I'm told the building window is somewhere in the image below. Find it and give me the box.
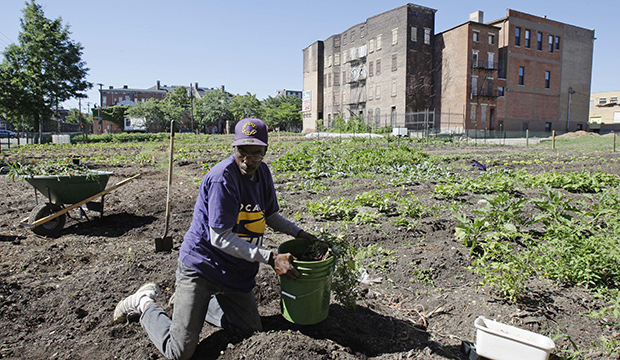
[334,72,340,86]
[351,30,355,42]
[392,54,397,71]
[375,84,381,99]
[471,76,478,95]
[481,105,487,122]
[343,33,347,45]
[498,86,505,96]
[525,29,531,48]
[377,35,382,50]
[368,83,373,100]
[519,66,525,85]
[473,30,479,42]
[368,109,373,119]
[555,36,561,50]
[611,97,618,104]
[369,61,374,77]
[391,79,397,97]
[545,122,552,132]
[487,52,494,68]
[360,25,365,38]
[488,33,495,45]
[599,98,607,105]
[472,50,479,67]
[334,53,340,66]
[471,104,477,122]
[411,27,417,42]
[424,28,431,44]
[376,59,381,75]
[328,73,332,87]
[537,32,543,50]
[375,108,381,126]
[548,35,554,52]
[515,27,521,46]
[369,39,375,53]
[392,28,398,45]
[342,71,346,84]
[545,71,550,88]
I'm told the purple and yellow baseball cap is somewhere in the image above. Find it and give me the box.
[232,118,268,147]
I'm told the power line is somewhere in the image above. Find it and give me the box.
[0,30,15,45]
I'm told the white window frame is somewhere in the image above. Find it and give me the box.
[471,76,478,96]
[472,30,480,42]
[369,39,375,53]
[411,27,417,42]
[377,35,382,50]
[481,104,487,122]
[392,28,398,45]
[424,28,431,45]
[391,79,397,97]
[470,104,477,122]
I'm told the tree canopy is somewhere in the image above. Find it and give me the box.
[0,1,92,131]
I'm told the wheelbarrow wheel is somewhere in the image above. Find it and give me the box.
[29,203,66,236]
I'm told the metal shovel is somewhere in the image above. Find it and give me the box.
[156,120,175,252]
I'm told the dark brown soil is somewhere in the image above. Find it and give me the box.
[1,140,619,360]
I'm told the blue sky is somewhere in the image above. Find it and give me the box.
[0,0,613,112]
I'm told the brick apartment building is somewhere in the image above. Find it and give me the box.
[302,4,595,135]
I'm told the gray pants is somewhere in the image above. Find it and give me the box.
[140,261,262,360]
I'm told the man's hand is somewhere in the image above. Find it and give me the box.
[269,252,299,280]
[296,230,318,242]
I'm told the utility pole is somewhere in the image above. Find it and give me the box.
[96,83,104,134]
[566,87,575,133]
[190,83,194,133]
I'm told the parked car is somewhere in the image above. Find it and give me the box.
[0,130,17,138]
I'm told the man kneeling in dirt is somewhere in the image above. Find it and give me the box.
[113,117,315,360]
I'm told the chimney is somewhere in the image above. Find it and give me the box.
[194,82,198,90]
[123,85,128,89]
[156,80,161,90]
[469,10,484,23]
[109,86,113,89]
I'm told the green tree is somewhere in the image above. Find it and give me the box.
[193,89,231,132]
[0,1,91,131]
[229,93,262,121]
[126,99,167,131]
[262,94,302,131]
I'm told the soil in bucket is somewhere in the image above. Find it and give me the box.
[278,238,335,325]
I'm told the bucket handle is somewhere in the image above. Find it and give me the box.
[281,277,330,300]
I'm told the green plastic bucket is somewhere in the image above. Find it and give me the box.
[278,238,335,325]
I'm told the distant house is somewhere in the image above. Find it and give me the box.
[589,91,620,134]
[95,81,231,134]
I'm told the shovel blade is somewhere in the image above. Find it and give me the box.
[155,236,173,252]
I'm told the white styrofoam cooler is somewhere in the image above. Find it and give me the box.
[474,316,555,360]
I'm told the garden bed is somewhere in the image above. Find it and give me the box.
[1,134,619,359]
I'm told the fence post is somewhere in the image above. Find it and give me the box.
[614,131,616,153]
[552,130,556,150]
[526,129,529,147]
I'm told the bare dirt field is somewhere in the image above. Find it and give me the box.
[1,136,619,359]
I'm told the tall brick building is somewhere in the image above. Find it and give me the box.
[302,4,595,135]
[303,4,436,132]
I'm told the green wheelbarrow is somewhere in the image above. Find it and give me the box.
[19,172,140,236]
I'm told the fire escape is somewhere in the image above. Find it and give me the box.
[344,45,367,117]
[471,56,498,99]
